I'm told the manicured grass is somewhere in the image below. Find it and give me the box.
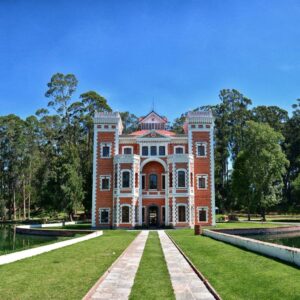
[168,229,300,300]
[130,231,175,300]
[0,230,138,300]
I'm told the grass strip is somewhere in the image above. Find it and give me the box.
[168,229,300,300]
[0,230,138,300]
[129,231,175,300]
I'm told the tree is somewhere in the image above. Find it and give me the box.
[120,112,138,134]
[232,121,289,220]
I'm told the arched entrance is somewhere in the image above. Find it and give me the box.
[148,205,159,227]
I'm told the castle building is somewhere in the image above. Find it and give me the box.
[92,110,215,228]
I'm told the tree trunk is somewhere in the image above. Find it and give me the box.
[28,192,31,220]
[13,189,16,221]
[261,209,266,221]
[23,179,26,220]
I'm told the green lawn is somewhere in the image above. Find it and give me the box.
[0,230,138,300]
[168,229,300,300]
[130,231,175,300]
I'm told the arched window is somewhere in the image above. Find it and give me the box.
[177,170,186,188]
[121,205,130,223]
[149,174,158,189]
[122,171,130,188]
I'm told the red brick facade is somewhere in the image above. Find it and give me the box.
[92,110,215,228]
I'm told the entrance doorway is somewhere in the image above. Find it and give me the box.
[148,206,159,227]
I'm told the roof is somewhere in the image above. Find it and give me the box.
[138,110,167,124]
[129,130,176,136]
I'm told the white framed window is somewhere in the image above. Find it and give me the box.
[99,208,110,224]
[100,143,112,158]
[176,169,187,188]
[196,142,207,157]
[121,170,131,188]
[142,146,148,156]
[121,204,131,223]
[198,206,208,222]
[140,144,168,157]
[174,146,185,154]
[161,174,166,190]
[122,146,133,155]
[177,204,187,222]
[159,145,166,156]
[100,175,111,191]
[197,174,208,190]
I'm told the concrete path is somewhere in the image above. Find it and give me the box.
[158,230,215,300]
[84,230,149,300]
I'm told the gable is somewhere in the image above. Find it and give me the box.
[139,111,167,125]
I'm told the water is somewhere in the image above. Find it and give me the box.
[245,231,300,249]
[0,224,69,255]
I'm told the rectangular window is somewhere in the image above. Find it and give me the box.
[169,172,173,187]
[122,206,130,223]
[175,147,184,154]
[162,174,166,190]
[197,175,207,189]
[100,176,110,190]
[178,206,186,222]
[198,207,208,222]
[101,143,111,158]
[159,146,165,156]
[142,207,145,223]
[142,146,148,156]
[122,171,130,188]
[123,147,132,154]
[177,170,186,188]
[196,142,207,157]
[114,172,117,188]
[99,208,109,224]
[150,146,157,156]
[162,206,165,224]
[142,175,145,190]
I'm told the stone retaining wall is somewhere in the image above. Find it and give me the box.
[204,229,300,267]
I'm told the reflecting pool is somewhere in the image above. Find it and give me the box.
[0,224,68,255]
[245,231,300,249]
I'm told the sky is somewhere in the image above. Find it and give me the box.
[1,0,300,122]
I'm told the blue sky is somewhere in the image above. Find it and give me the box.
[1,0,300,122]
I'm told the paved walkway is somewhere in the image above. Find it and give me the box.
[84,230,149,300]
[158,230,215,300]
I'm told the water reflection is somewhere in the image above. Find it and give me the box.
[246,231,300,249]
[0,224,62,255]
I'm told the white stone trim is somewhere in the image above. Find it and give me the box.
[176,169,187,189]
[92,125,98,227]
[100,142,112,158]
[140,157,168,171]
[139,143,169,157]
[195,142,207,158]
[196,174,208,190]
[120,204,131,224]
[210,125,216,225]
[122,146,134,154]
[100,175,111,191]
[174,145,185,154]
[99,208,111,224]
[197,206,208,222]
[176,203,188,223]
[121,169,131,189]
